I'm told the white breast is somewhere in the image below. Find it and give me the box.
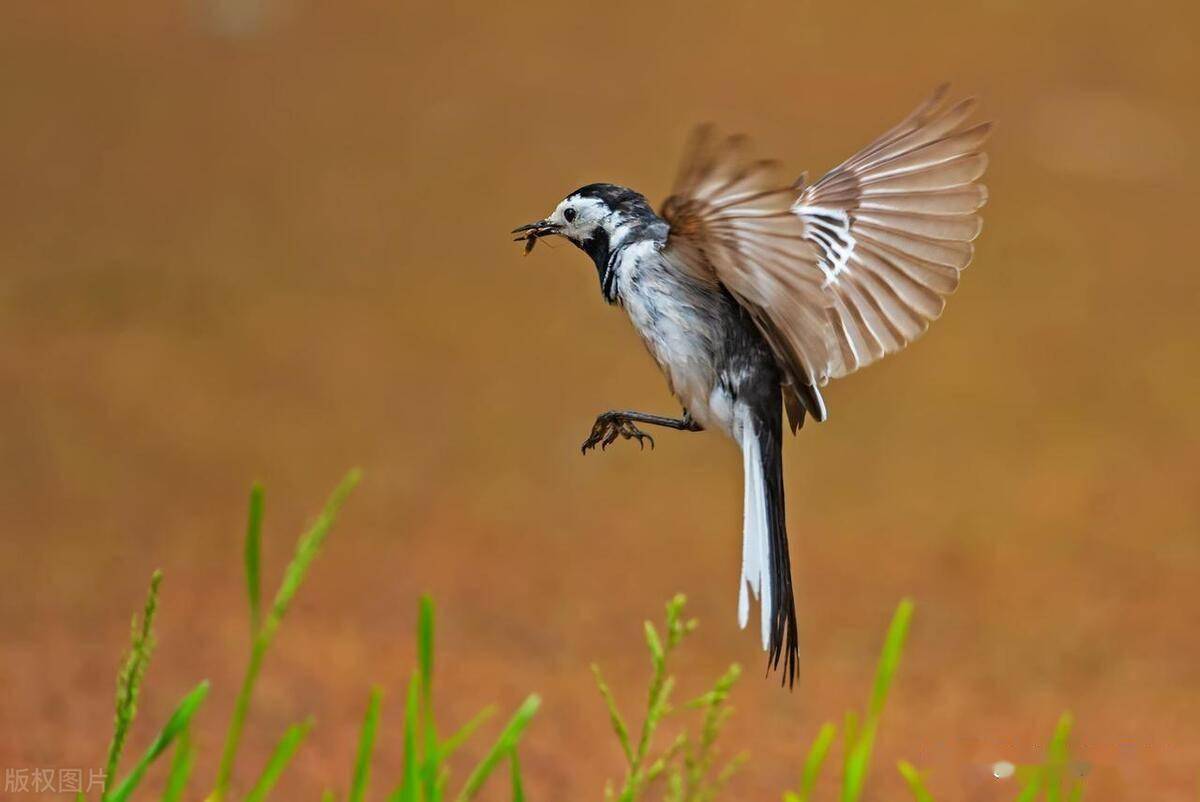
[614,242,734,434]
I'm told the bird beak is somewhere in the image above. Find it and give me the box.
[511,219,560,254]
[511,219,559,238]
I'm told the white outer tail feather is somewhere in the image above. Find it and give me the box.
[736,407,772,651]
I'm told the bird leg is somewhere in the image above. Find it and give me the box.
[581,410,703,454]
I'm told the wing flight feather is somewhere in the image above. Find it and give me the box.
[660,86,991,398]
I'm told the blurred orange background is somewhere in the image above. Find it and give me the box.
[1,1,1198,800]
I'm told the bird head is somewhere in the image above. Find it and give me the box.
[512,183,656,257]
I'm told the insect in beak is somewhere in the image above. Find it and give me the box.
[511,219,558,255]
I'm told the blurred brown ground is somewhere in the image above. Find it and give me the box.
[1,1,1198,800]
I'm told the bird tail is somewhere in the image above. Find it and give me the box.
[736,403,800,687]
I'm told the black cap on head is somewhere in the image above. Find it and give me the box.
[570,183,656,219]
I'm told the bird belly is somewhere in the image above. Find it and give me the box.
[616,248,735,435]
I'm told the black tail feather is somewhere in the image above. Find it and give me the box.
[757,407,800,687]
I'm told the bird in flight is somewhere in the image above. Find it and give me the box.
[513,86,990,686]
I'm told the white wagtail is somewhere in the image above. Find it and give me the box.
[514,86,990,685]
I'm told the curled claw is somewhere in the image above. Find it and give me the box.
[581,412,655,454]
[602,425,619,449]
[580,418,610,454]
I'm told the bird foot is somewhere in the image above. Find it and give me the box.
[581,412,655,454]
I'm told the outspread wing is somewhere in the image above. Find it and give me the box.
[660,86,991,410]
[659,128,834,426]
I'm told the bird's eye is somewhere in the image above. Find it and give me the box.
[563,207,576,223]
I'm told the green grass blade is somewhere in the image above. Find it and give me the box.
[321,792,336,802]
[664,770,682,802]
[843,598,915,802]
[1014,767,1045,802]
[159,729,196,802]
[630,646,675,789]
[842,720,878,802]
[1048,712,1074,761]
[590,664,633,764]
[868,598,914,720]
[349,688,384,802]
[509,749,525,802]
[644,733,686,784]
[244,719,313,802]
[1045,712,1073,802]
[897,760,935,802]
[715,751,748,789]
[104,680,210,802]
[388,674,421,802]
[840,710,859,795]
[261,469,362,643]
[434,766,449,802]
[644,622,664,671]
[213,470,361,801]
[244,483,265,636]
[454,694,541,802]
[418,596,435,709]
[796,722,836,802]
[104,570,163,793]
[417,597,438,802]
[438,706,497,762]
[663,595,689,648]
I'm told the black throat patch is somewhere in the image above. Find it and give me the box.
[575,227,619,304]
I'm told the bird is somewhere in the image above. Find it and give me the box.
[512,86,990,686]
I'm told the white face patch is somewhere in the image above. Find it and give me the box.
[548,195,614,242]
